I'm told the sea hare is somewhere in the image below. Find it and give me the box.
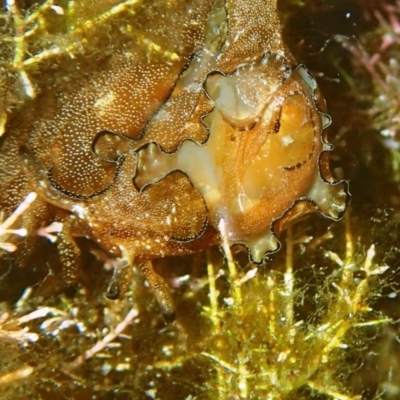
[0,0,349,316]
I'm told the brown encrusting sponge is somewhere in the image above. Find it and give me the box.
[0,0,349,316]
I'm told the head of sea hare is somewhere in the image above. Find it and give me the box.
[134,54,349,263]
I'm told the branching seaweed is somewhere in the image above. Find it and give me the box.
[0,208,397,399]
[197,213,393,399]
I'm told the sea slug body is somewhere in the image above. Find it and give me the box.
[0,0,349,316]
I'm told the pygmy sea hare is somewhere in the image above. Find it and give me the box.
[0,0,349,316]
